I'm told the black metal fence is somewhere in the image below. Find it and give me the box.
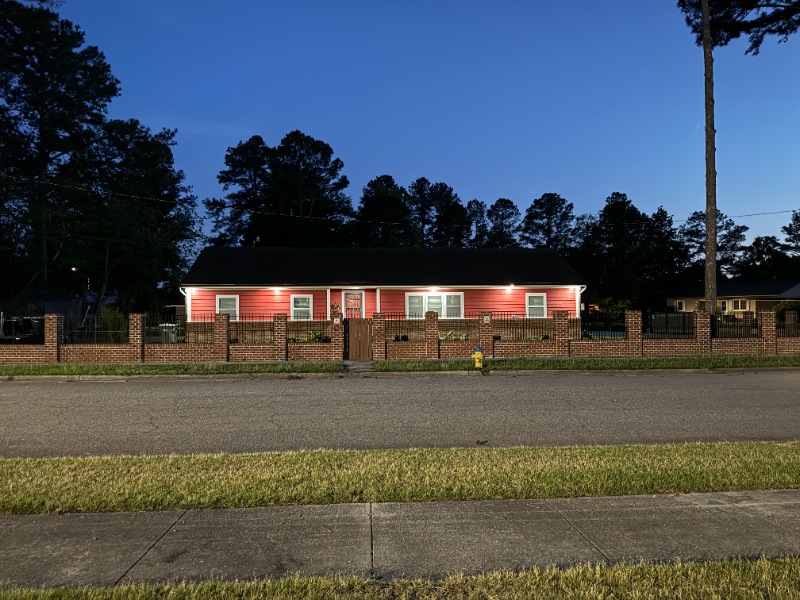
[287,314,331,343]
[385,313,425,342]
[575,311,626,340]
[0,315,45,345]
[492,313,555,341]
[642,311,695,339]
[64,313,129,344]
[145,314,214,344]
[439,313,480,342]
[229,314,274,344]
[711,314,759,338]
[777,316,800,338]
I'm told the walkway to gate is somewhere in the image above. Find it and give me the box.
[345,318,373,359]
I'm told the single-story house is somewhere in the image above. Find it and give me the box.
[180,247,586,320]
[667,280,800,314]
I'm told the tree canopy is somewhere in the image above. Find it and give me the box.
[677,0,800,54]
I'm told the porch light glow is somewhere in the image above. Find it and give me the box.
[271,287,281,291]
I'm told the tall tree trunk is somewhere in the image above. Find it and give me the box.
[701,0,717,316]
[38,163,49,283]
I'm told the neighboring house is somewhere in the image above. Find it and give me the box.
[667,280,800,314]
[180,247,586,320]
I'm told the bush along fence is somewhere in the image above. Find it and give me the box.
[0,310,798,364]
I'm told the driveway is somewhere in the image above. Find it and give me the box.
[1,371,798,458]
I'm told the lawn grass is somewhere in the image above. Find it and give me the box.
[2,441,799,515]
[0,362,344,376]
[2,559,800,599]
[374,354,800,372]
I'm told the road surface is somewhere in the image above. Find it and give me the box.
[1,371,798,458]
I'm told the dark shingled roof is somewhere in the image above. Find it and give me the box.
[181,247,586,287]
[672,280,800,299]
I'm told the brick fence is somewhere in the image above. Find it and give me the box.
[1,310,798,363]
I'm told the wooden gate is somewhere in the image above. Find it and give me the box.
[345,318,373,359]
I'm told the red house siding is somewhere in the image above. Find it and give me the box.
[191,289,329,318]
[378,287,577,317]
[189,287,577,318]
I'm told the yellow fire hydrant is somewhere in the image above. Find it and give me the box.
[472,345,485,369]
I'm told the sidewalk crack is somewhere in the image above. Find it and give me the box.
[113,509,188,586]
[369,502,375,579]
[545,499,611,563]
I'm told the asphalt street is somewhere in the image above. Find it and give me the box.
[1,371,799,458]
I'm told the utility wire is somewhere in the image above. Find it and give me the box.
[2,174,474,229]
[4,174,798,228]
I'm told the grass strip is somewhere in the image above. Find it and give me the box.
[374,354,800,372]
[2,559,800,599]
[0,362,344,376]
[2,442,799,515]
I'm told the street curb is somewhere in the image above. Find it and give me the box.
[2,366,799,382]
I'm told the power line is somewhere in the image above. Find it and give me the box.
[2,174,474,229]
[4,174,798,229]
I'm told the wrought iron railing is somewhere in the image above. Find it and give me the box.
[492,313,555,341]
[642,311,695,339]
[384,313,425,343]
[575,311,626,340]
[711,314,759,339]
[229,314,275,343]
[145,314,214,344]
[0,315,45,345]
[287,314,331,343]
[64,313,129,344]
[438,314,480,342]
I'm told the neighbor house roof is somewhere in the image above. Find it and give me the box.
[181,247,587,287]
[672,280,800,299]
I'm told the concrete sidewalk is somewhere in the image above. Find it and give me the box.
[1,490,799,589]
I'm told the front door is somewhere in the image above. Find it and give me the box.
[344,292,364,319]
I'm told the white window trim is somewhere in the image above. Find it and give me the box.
[675,300,685,312]
[525,293,547,318]
[341,290,366,319]
[215,294,239,320]
[405,292,465,319]
[732,299,748,311]
[290,294,314,320]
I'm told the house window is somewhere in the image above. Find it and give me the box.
[526,293,547,318]
[405,292,464,318]
[216,295,238,320]
[675,300,685,312]
[720,300,728,313]
[696,300,706,311]
[732,299,748,311]
[291,295,313,320]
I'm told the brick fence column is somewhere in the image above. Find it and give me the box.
[214,313,229,362]
[759,310,776,356]
[44,314,63,362]
[625,310,642,356]
[553,311,570,357]
[425,311,439,359]
[274,314,287,361]
[478,311,493,358]
[696,311,711,355]
[372,312,386,360]
[129,314,145,362]
[330,311,344,361]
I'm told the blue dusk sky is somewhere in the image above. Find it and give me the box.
[59,0,799,241]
